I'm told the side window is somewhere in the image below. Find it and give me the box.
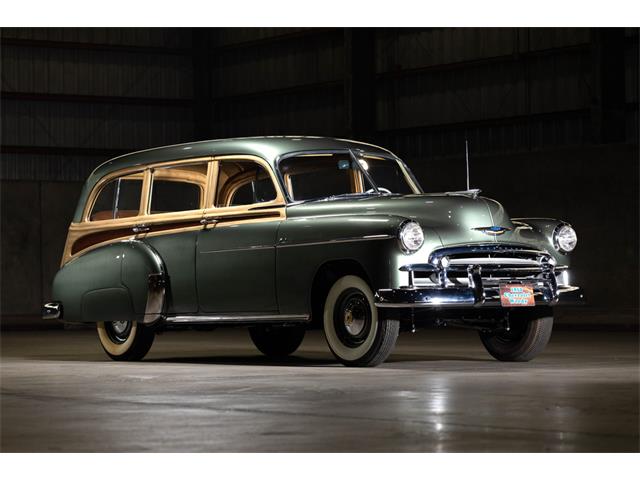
[90,175,143,221]
[216,160,277,207]
[149,163,208,215]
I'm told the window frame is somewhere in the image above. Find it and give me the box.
[85,171,146,223]
[274,149,422,203]
[82,154,286,224]
[147,162,210,217]
[207,155,286,214]
[83,157,215,223]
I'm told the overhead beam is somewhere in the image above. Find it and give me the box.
[1,91,192,107]
[212,28,341,54]
[0,36,189,55]
[377,108,593,135]
[377,43,591,81]
[1,145,132,157]
[211,80,343,104]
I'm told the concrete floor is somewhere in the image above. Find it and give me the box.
[1,327,638,452]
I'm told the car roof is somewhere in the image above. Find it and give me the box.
[73,136,395,223]
[92,136,393,179]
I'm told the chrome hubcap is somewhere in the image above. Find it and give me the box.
[111,320,129,336]
[333,288,372,348]
[104,320,133,344]
[343,301,366,336]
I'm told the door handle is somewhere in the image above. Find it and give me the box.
[200,217,218,226]
[132,224,150,233]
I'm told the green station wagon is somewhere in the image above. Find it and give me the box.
[44,136,583,367]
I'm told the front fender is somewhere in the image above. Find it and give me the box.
[278,213,409,245]
[276,214,431,314]
[510,218,571,266]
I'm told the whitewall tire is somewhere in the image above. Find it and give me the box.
[323,275,399,367]
[97,320,155,361]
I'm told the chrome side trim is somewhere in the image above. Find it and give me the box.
[277,234,393,248]
[165,314,310,325]
[200,245,274,254]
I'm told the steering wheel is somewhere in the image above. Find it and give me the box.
[365,187,392,194]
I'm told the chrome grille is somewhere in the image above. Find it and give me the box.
[403,243,563,288]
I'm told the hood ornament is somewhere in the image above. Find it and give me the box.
[473,226,512,236]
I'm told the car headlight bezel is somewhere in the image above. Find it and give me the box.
[553,223,577,254]
[398,220,424,254]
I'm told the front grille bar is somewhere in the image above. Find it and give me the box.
[399,243,560,305]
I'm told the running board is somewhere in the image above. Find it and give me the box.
[163,314,310,326]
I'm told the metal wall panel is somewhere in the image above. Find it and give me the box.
[1,46,193,98]
[211,88,344,138]
[527,50,591,114]
[377,62,526,130]
[213,35,344,96]
[377,49,590,131]
[2,99,193,149]
[1,153,105,182]
[524,27,591,50]
[376,28,517,73]
[379,111,591,162]
[375,28,591,75]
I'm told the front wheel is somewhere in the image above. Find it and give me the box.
[97,320,155,361]
[323,275,399,367]
[479,309,553,362]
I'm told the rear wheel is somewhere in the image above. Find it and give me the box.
[249,325,306,358]
[479,309,553,362]
[323,275,399,367]
[97,320,155,361]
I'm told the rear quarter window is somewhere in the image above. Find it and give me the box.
[90,176,142,221]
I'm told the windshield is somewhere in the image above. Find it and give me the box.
[278,152,418,202]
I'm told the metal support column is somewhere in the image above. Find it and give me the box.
[344,28,377,141]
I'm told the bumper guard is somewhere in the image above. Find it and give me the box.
[375,247,585,309]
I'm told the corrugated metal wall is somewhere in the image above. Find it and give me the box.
[1,28,194,182]
[2,27,637,181]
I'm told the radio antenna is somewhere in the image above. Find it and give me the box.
[465,135,470,191]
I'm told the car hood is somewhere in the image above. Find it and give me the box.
[286,193,518,246]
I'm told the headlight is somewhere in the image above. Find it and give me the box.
[553,224,577,253]
[399,221,424,253]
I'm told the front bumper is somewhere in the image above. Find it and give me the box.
[377,243,585,309]
[375,284,584,308]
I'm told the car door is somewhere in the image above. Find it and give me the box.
[133,159,212,314]
[196,156,286,314]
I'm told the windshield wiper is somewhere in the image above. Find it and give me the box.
[294,191,382,205]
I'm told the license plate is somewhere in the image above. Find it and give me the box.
[499,284,535,307]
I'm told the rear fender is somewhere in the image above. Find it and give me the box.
[51,240,167,324]
[52,243,127,323]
